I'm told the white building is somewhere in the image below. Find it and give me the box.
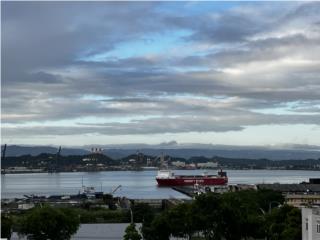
[171,161,186,168]
[18,203,35,210]
[302,207,320,240]
[197,162,218,168]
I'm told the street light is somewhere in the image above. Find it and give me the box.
[130,208,134,224]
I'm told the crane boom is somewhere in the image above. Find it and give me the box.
[110,185,122,194]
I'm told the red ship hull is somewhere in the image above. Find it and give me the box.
[156,176,228,186]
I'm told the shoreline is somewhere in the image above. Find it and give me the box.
[2,167,320,175]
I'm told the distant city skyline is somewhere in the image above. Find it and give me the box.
[2,2,320,147]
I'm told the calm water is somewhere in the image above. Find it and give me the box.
[1,170,319,199]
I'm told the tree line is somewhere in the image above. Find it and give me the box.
[2,152,320,170]
[140,189,301,240]
[2,189,301,240]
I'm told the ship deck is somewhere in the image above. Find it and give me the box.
[174,175,220,179]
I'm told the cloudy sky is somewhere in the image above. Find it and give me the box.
[1,1,320,147]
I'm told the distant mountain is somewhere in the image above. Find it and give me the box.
[60,148,90,156]
[1,145,90,157]
[103,148,320,160]
[2,144,319,160]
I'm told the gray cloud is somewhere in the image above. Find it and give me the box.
[3,112,320,137]
[2,2,320,140]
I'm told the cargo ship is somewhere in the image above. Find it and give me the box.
[156,169,228,186]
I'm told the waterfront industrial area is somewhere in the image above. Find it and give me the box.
[2,175,320,212]
[2,145,320,239]
[2,144,320,212]
[2,144,320,174]
[2,171,320,239]
[2,142,320,239]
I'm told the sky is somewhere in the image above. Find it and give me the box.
[1,1,320,148]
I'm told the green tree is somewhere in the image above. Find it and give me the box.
[218,193,245,240]
[166,203,197,240]
[147,213,171,240]
[135,203,156,240]
[1,215,13,240]
[142,190,294,240]
[132,203,155,223]
[123,223,142,240]
[221,190,266,239]
[266,204,301,240]
[18,205,80,240]
[193,193,222,240]
[256,189,284,212]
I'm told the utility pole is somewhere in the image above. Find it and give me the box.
[130,208,134,224]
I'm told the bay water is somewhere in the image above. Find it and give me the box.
[1,170,319,199]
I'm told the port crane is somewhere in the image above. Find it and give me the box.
[153,152,168,169]
[56,146,61,172]
[1,144,7,174]
[110,184,122,194]
[48,146,62,173]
